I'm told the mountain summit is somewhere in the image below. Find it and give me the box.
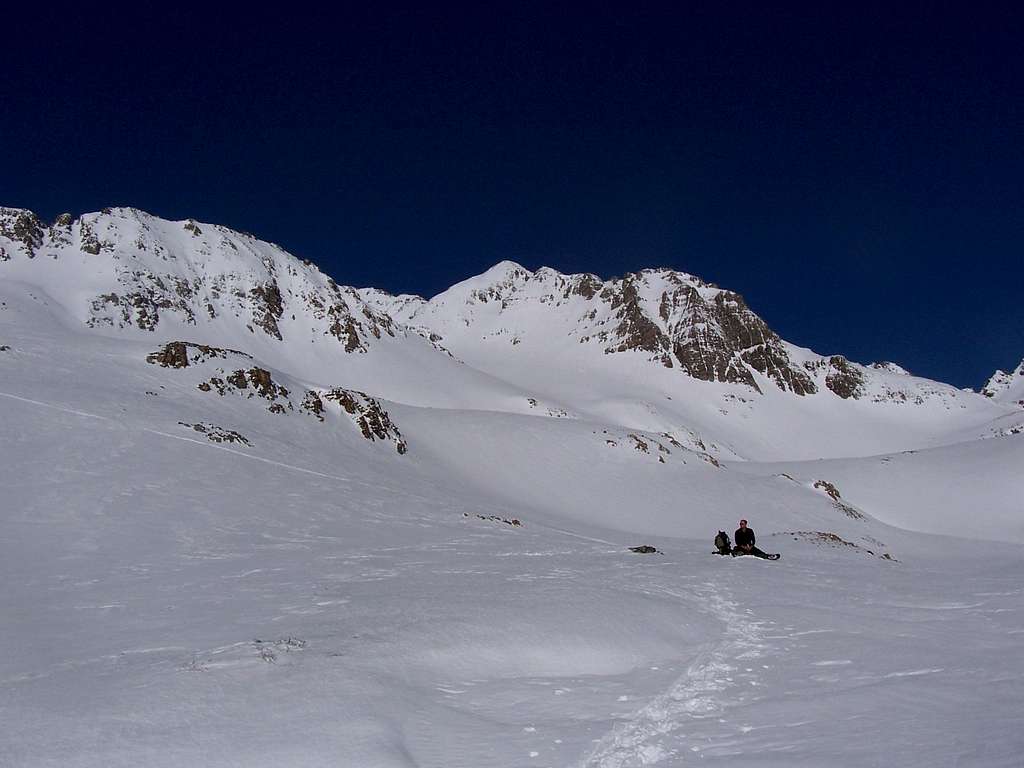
[1,206,1019,460]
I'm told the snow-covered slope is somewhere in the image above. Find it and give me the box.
[0,207,555,415]
[4,206,1016,461]
[982,358,1024,408]
[3,205,1023,765]
[5,351,1020,766]
[362,260,1014,460]
[729,437,1024,543]
[0,280,895,548]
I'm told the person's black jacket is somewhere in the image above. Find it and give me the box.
[735,527,755,548]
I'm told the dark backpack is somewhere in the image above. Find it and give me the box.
[714,531,732,555]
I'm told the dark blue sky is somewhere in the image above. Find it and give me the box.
[2,4,1022,387]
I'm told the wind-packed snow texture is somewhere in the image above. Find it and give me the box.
[1,207,1022,767]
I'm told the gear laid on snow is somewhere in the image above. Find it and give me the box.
[629,545,662,554]
[714,531,733,555]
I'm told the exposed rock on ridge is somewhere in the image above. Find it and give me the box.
[982,359,1024,407]
[0,208,45,259]
[375,264,819,395]
[0,207,397,356]
[146,341,408,453]
[2,207,998,417]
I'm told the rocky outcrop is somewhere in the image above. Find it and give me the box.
[813,479,865,519]
[228,367,289,402]
[178,422,251,445]
[0,208,45,258]
[249,281,284,340]
[300,391,326,421]
[526,268,819,394]
[602,273,817,394]
[197,366,293,414]
[981,370,1012,398]
[147,342,294,414]
[708,292,816,394]
[566,273,603,300]
[146,341,249,368]
[824,356,866,399]
[304,282,396,353]
[604,276,674,368]
[323,388,407,453]
[464,513,522,527]
[813,479,842,501]
[982,360,1024,406]
[87,272,203,331]
[145,338,409,451]
[0,207,401,354]
[78,219,109,255]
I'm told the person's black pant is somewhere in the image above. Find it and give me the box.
[732,545,770,559]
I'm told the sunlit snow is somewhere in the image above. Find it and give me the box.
[1,208,1022,766]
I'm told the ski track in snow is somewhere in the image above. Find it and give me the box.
[0,389,439,505]
[0,389,359,485]
[0,390,110,421]
[577,578,770,767]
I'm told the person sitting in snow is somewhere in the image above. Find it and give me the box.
[732,519,773,559]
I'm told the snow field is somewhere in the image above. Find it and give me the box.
[2,231,1023,765]
[3,345,1022,765]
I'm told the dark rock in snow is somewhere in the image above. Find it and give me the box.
[825,356,866,399]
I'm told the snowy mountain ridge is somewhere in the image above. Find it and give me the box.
[0,205,398,352]
[360,256,958,401]
[2,205,1019,462]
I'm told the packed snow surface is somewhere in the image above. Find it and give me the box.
[1,208,1022,766]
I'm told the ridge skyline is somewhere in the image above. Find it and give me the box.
[2,203,1018,392]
